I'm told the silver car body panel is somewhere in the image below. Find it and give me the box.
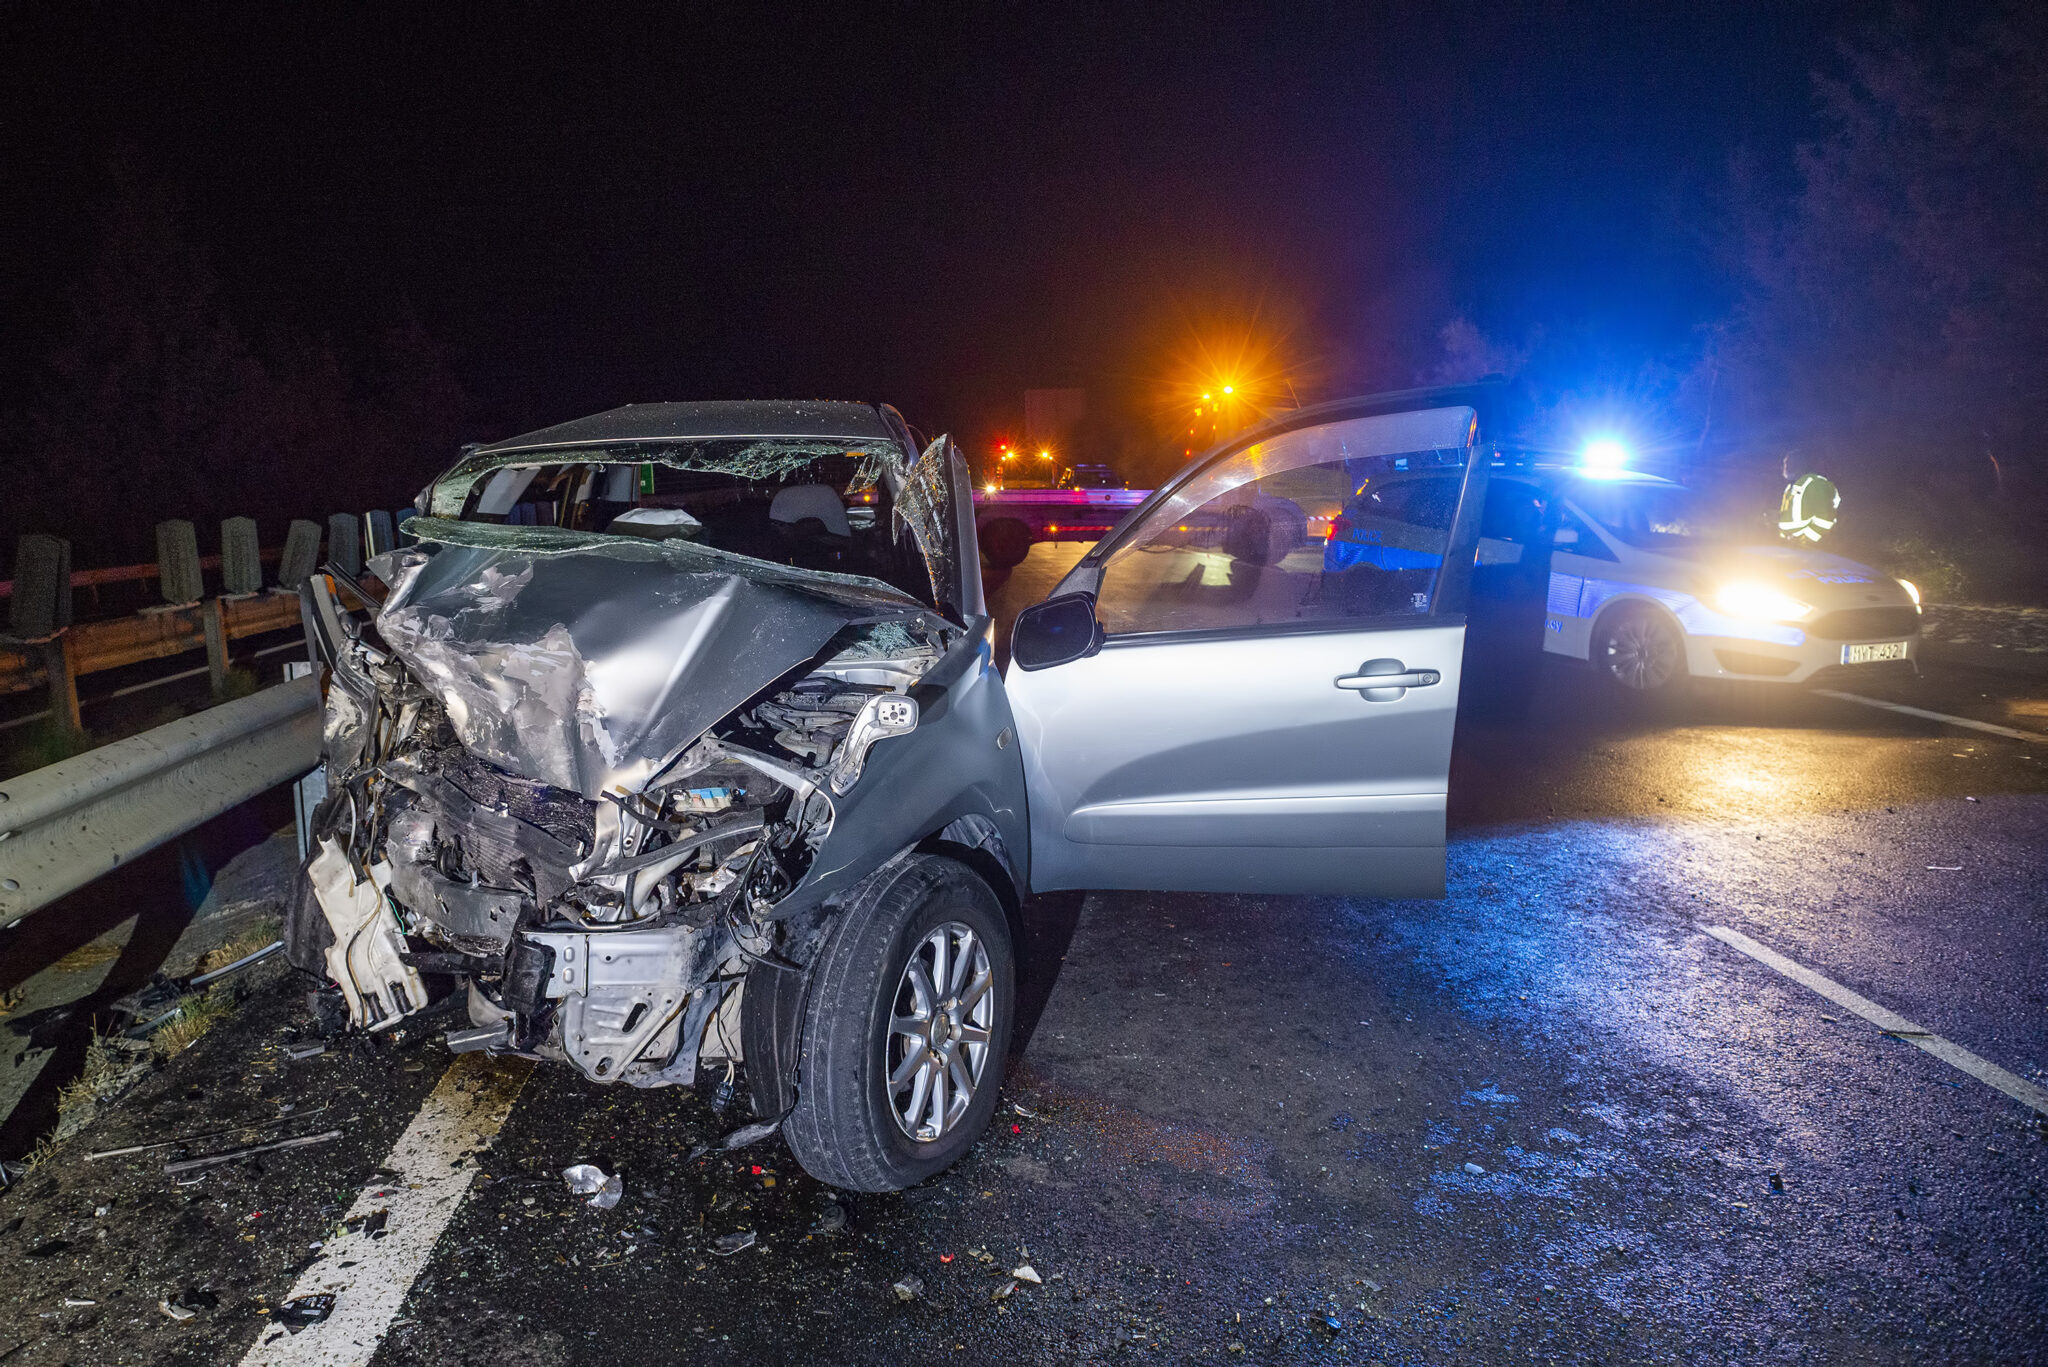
[1007,620,1465,896]
[1004,394,1494,898]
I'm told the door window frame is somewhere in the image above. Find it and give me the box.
[1050,389,1498,647]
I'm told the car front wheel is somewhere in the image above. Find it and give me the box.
[782,854,1014,1191]
[1595,604,1687,694]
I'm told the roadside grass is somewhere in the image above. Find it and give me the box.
[2,716,93,780]
[151,990,234,1061]
[56,1030,147,1124]
[196,924,283,977]
[219,666,260,702]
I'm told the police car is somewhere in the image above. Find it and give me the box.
[1325,452,1922,693]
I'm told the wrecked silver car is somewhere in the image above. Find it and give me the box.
[287,391,1497,1189]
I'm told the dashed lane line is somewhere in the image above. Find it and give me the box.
[1813,689,2048,745]
[1704,925,2048,1118]
[238,1051,533,1367]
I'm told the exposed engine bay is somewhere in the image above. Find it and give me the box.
[290,543,954,1090]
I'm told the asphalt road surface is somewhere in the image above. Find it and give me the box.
[3,542,2045,1366]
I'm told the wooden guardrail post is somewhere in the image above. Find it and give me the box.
[365,510,396,559]
[45,633,82,734]
[7,534,71,640]
[221,516,263,595]
[202,598,230,699]
[328,513,362,578]
[7,535,80,735]
[156,520,203,606]
[277,519,322,590]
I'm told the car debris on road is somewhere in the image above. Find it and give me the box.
[712,1229,757,1257]
[561,1164,623,1209]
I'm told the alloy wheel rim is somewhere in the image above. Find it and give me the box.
[887,921,994,1143]
[1607,617,1678,690]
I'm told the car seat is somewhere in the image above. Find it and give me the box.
[608,507,705,541]
[769,485,853,539]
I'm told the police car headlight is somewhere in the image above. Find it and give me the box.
[1897,577,1923,609]
[1713,581,1814,624]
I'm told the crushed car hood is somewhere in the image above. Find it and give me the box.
[372,518,928,797]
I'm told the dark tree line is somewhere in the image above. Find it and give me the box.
[2,179,468,566]
[1730,7,2047,492]
[1430,8,2046,598]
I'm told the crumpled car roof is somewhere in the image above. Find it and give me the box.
[469,401,900,458]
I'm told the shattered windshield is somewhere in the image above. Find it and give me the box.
[422,438,952,611]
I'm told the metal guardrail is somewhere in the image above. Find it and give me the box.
[0,673,321,926]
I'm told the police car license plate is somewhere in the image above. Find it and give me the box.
[1842,641,1908,664]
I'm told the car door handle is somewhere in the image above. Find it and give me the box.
[1335,660,1441,700]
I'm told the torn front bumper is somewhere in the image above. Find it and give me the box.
[289,561,952,1087]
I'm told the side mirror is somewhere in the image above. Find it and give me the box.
[1553,527,1580,548]
[1010,593,1104,671]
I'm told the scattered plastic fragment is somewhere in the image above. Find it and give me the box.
[285,1042,328,1060]
[62,1299,95,1308]
[1463,1162,1486,1175]
[562,1165,623,1209]
[1012,1264,1042,1284]
[158,1289,216,1320]
[722,1118,783,1151]
[939,1253,955,1263]
[809,1203,848,1236]
[1011,1102,1041,1119]
[992,1278,1017,1301]
[712,1230,757,1257]
[892,1274,924,1302]
[278,1294,336,1330]
[1926,865,1963,871]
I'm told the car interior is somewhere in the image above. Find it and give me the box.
[451,448,938,603]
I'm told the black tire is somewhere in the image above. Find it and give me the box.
[1593,603,1688,695]
[979,518,1033,570]
[782,855,1014,1191]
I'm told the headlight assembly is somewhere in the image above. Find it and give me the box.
[1711,581,1814,624]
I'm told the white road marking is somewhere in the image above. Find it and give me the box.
[1813,689,2048,744]
[1704,925,2048,1118]
[238,1052,532,1367]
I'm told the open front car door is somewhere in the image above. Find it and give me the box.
[1003,392,1492,897]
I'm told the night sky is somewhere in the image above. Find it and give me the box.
[3,2,1904,452]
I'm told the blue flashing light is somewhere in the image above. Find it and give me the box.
[1580,438,1629,474]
